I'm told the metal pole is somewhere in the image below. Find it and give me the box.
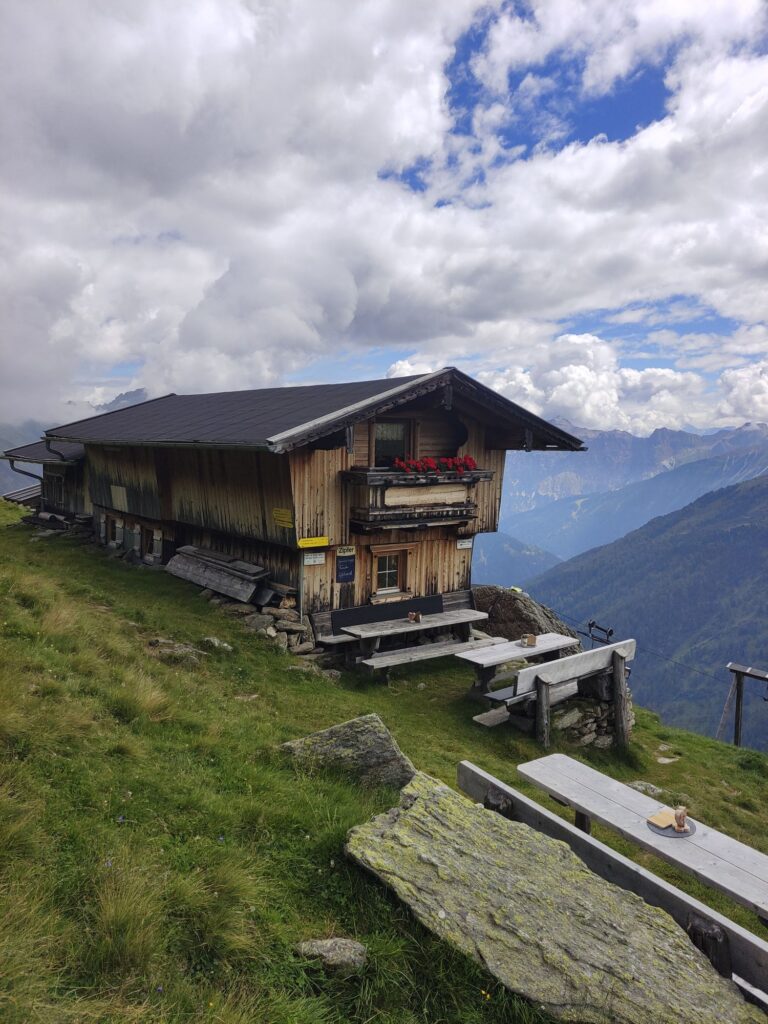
[733,672,744,747]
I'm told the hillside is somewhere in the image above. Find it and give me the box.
[472,531,561,586]
[529,474,768,750]
[500,420,768,519]
[1,500,767,1022]
[504,442,768,559]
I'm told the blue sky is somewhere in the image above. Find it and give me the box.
[2,0,767,432]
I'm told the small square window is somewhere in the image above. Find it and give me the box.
[374,421,408,467]
[376,553,401,593]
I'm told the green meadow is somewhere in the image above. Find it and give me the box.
[0,500,766,1023]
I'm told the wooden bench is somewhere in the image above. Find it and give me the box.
[457,759,768,1008]
[480,640,636,748]
[341,608,490,658]
[456,631,578,691]
[518,753,768,924]
[310,595,444,652]
[360,635,505,674]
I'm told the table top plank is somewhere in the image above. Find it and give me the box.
[455,632,575,667]
[518,753,768,915]
[340,608,488,640]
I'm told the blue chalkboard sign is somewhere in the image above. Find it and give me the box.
[336,554,355,583]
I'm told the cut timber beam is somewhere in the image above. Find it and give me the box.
[165,552,266,603]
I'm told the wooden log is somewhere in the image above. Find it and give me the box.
[535,678,550,749]
[165,553,258,603]
[612,651,630,750]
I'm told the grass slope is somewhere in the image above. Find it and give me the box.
[1,501,767,1023]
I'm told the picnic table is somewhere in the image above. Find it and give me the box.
[341,607,489,658]
[455,631,577,692]
[518,753,768,920]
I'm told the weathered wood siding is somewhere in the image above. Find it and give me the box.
[301,533,473,613]
[43,463,92,515]
[458,419,505,533]
[165,449,295,547]
[87,444,295,546]
[288,447,351,546]
[87,445,162,519]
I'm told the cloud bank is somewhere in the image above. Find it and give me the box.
[1,0,766,432]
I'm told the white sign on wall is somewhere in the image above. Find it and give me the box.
[456,538,473,550]
[303,551,326,566]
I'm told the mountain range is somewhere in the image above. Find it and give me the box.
[528,473,768,751]
[500,420,768,518]
[502,441,768,559]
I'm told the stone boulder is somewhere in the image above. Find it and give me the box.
[296,938,367,975]
[345,773,761,1024]
[472,585,580,649]
[282,714,416,789]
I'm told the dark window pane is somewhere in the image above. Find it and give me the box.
[376,553,400,591]
[374,421,407,466]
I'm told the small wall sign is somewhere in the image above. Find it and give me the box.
[336,545,355,556]
[336,553,356,583]
[298,536,329,549]
[303,551,326,566]
[272,507,294,528]
[456,538,473,550]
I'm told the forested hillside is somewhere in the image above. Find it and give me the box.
[529,474,768,750]
[472,532,560,586]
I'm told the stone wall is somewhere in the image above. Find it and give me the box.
[551,693,635,748]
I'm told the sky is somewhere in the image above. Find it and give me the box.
[1,0,767,434]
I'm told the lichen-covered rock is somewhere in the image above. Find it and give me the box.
[282,714,415,789]
[345,773,761,1024]
[472,585,580,649]
[296,937,367,975]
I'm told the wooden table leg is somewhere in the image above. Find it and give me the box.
[575,811,592,834]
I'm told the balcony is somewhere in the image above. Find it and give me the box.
[342,466,493,533]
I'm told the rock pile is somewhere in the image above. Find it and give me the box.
[199,590,318,655]
[551,695,636,749]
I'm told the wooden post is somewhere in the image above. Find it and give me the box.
[611,651,630,751]
[535,678,550,749]
[734,671,745,747]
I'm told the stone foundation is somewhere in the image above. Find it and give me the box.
[551,693,635,748]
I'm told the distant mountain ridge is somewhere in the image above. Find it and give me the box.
[503,441,768,559]
[528,474,768,751]
[500,421,768,519]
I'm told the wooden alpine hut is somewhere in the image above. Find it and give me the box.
[19,367,583,621]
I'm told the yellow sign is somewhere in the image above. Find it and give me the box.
[298,536,329,549]
[272,508,294,528]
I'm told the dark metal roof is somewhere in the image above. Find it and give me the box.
[42,368,585,453]
[1,440,85,464]
[45,376,423,449]
[2,483,41,505]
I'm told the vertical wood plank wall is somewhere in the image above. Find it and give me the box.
[83,401,511,614]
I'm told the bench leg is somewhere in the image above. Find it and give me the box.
[456,622,472,642]
[468,665,496,701]
[575,811,591,834]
